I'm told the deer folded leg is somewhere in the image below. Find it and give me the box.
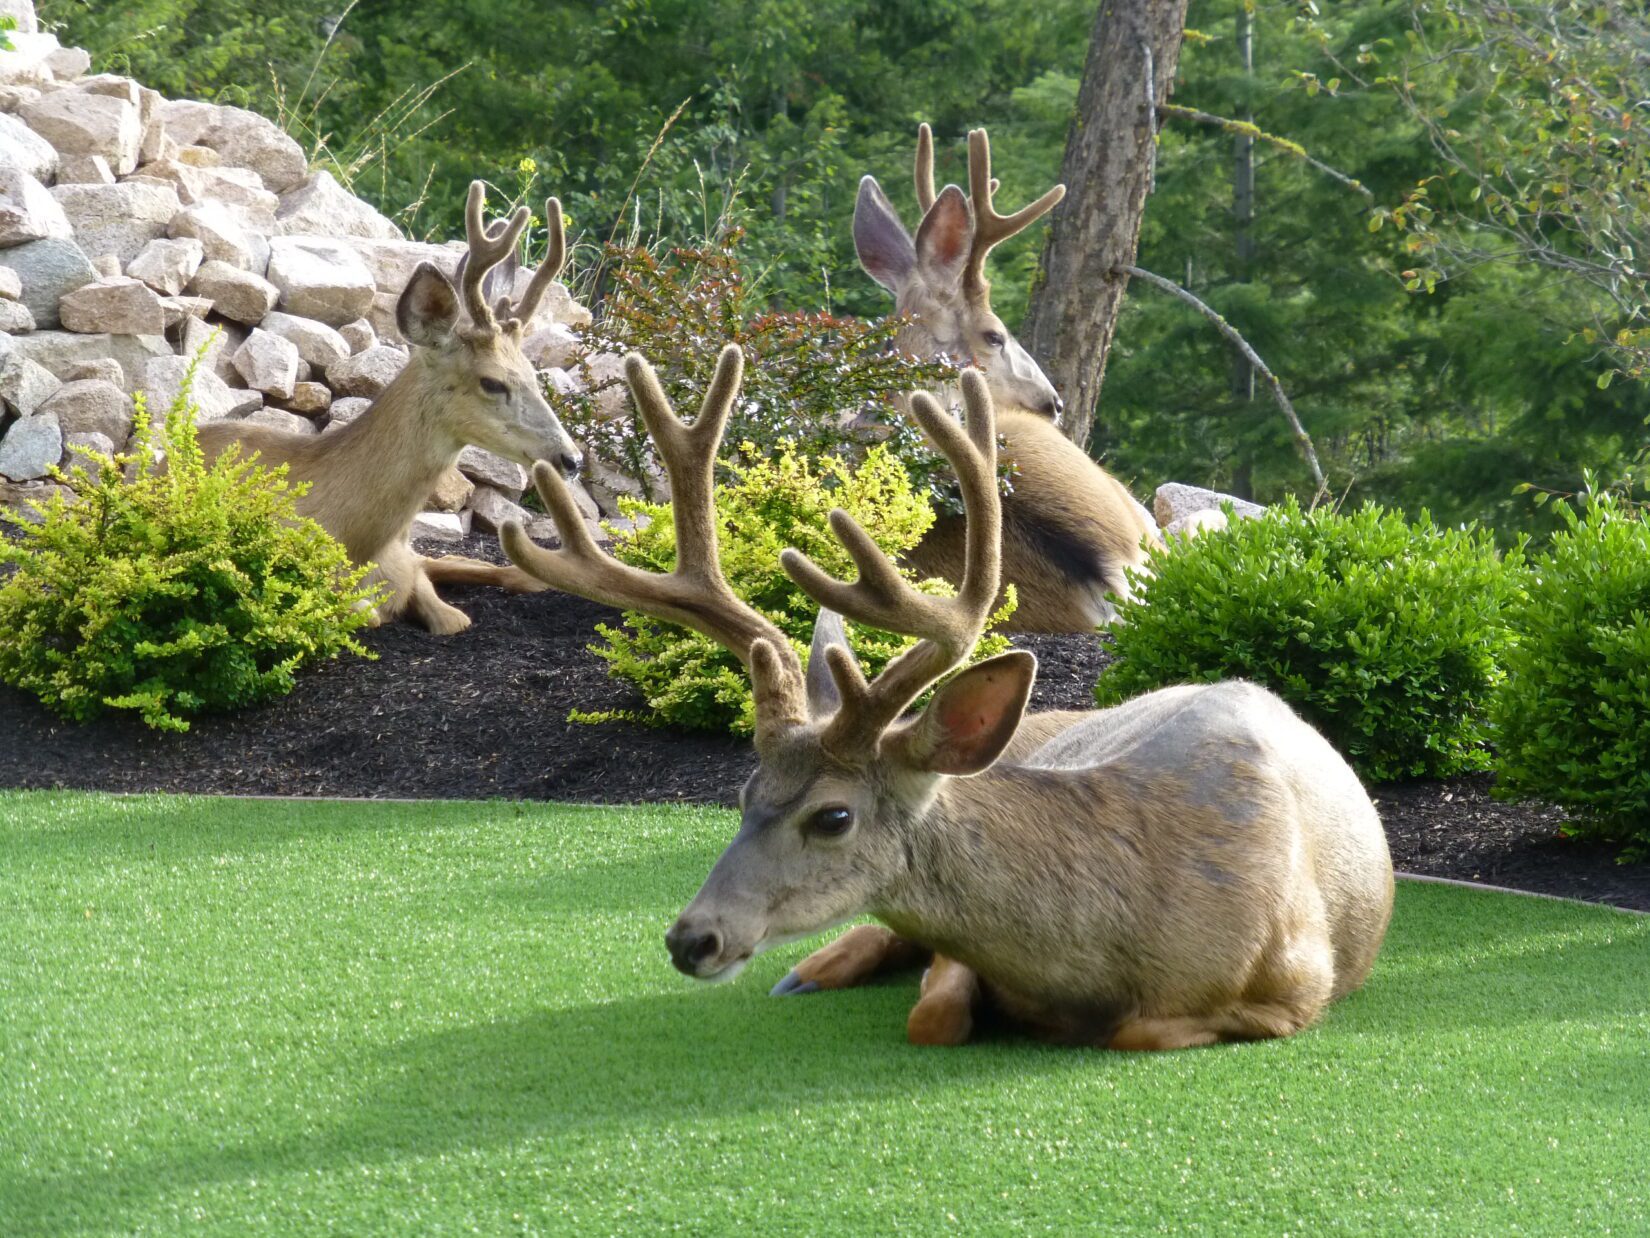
[770,925,928,995]
[906,955,981,1046]
[1106,999,1319,1051]
[420,555,548,594]
[405,563,472,635]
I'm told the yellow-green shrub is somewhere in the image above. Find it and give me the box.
[0,362,378,731]
[581,441,1014,734]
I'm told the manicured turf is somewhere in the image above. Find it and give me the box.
[3,792,1647,1235]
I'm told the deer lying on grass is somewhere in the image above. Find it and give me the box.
[500,346,1394,1050]
[198,182,583,635]
[855,125,1160,632]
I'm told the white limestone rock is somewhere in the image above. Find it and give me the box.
[326,395,372,426]
[57,276,167,335]
[0,263,22,299]
[0,162,69,244]
[1154,482,1266,527]
[0,350,58,414]
[238,406,316,436]
[49,180,179,265]
[466,484,531,534]
[11,329,168,385]
[38,377,132,444]
[198,105,307,193]
[324,343,405,397]
[157,98,218,149]
[61,357,123,385]
[275,170,400,240]
[427,465,473,513]
[338,317,375,354]
[0,110,54,181]
[125,236,204,296]
[266,235,375,325]
[257,310,349,370]
[523,323,580,370]
[140,156,277,228]
[187,259,279,325]
[1163,508,1231,542]
[457,445,528,497]
[0,31,62,90]
[167,200,268,274]
[19,90,141,174]
[64,430,115,476]
[230,327,299,400]
[410,510,465,544]
[53,152,113,184]
[140,353,236,423]
[0,410,60,479]
[43,46,90,81]
[0,298,33,332]
[280,380,330,415]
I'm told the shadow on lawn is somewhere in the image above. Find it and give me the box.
[11,899,1649,1230]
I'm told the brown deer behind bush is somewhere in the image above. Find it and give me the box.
[500,346,1393,1050]
[854,125,1159,631]
[197,182,583,634]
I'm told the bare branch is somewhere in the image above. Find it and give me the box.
[1117,264,1327,497]
[1158,103,1373,199]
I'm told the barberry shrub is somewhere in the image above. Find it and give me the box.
[1094,497,1526,781]
[579,442,1015,735]
[553,238,968,510]
[0,360,378,732]
[1492,493,1650,854]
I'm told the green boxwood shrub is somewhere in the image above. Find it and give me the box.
[1492,493,1650,854]
[0,365,378,732]
[581,440,1014,735]
[1094,497,1526,780]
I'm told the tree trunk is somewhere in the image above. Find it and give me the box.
[1021,0,1192,450]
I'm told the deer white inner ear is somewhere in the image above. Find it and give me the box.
[806,609,850,715]
[853,177,916,292]
[914,185,972,289]
[397,264,461,347]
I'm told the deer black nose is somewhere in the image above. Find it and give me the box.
[1043,394,1064,421]
[665,921,721,976]
[556,450,583,478]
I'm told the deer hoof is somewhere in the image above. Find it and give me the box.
[770,971,821,996]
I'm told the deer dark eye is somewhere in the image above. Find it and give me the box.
[983,330,1006,348]
[480,376,508,396]
[806,806,853,837]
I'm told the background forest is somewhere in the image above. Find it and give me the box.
[42,0,1648,540]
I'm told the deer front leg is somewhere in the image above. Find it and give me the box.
[906,955,980,1046]
[770,925,929,995]
[377,542,472,634]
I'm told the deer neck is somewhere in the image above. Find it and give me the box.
[309,357,465,561]
[871,765,1141,992]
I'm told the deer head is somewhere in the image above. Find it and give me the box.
[855,125,1066,421]
[396,182,583,477]
[500,350,1031,982]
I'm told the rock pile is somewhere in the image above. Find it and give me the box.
[0,4,605,541]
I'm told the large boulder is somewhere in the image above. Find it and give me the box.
[0,350,59,414]
[187,259,279,325]
[11,329,169,386]
[0,31,62,89]
[57,276,167,335]
[0,162,70,244]
[266,236,375,325]
[0,297,32,332]
[231,328,299,400]
[2,236,95,328]
[457,445,528,497]
[125,236,204,295]
[19,90,141,174]
[157,99,218,149]
[38,378,133,445]
[275,170,401,241]
[0,410,61,479]
[49,180,179,265]
[324,343,406,397]
[139,156,277,228]
[198,105,307,193]
[1154,482,1266,527]
[167,200,268,273]
[0,111,56,182]
[140,353,237,423]
[258,310,349,370]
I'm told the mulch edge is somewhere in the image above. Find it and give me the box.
[16,787,1644,916]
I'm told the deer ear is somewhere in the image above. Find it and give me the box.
[806,609,849,716]
[913,184,973,290]
[892,651,1035,776]
[397,263,461,346]
[854,176,915,292]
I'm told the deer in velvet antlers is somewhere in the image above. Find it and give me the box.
[498,345,1393,1050]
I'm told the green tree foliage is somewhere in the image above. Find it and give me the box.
[582,443,1014,735]
[1094,499,1526,780]
[1492,492,1650,854]
[0,365,377,732]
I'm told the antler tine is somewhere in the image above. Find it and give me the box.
[499,344,808,742]
[963,128,1066,299]
[780,370,1002,746]
[500,197,568,329]
[914,122,937,215]
[461,180,530,329]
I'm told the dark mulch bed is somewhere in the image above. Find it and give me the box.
[1,536,1644,912]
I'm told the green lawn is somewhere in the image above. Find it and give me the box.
[3,792,1646,1236]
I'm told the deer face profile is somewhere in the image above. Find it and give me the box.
[502,344,1393,1049]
